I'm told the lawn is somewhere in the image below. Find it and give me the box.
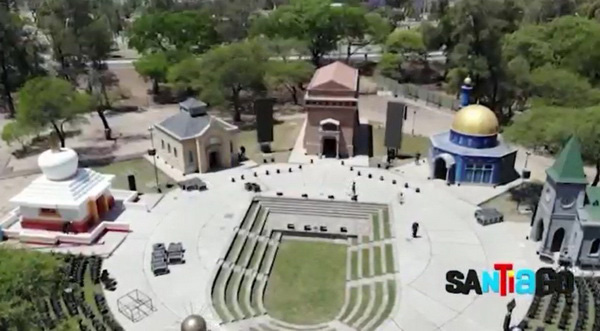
[382,209,392,239]
[372,213,381,241]
[371,122,429,157]
[362,248,371,278]
[385,244,395,273]
[237,118,304,163]
[92,158,174,193]
[264,239,347,324]
[374,246,383,276]
[359,282,384,330]
[350,250,359,280]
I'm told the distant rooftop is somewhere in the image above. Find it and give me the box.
[307,61,358,92]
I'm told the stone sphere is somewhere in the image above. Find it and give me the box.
[180,315,207,331]
[38,148,79,181]
[463,76,472,85]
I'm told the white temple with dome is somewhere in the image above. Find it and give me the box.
[0,142,132,245]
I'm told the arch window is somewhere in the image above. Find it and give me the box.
[590,239,600,256]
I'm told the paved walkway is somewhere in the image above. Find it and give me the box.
[102,159,543,331]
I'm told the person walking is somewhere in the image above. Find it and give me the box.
[412,222,419,238]
[352,181,356,196]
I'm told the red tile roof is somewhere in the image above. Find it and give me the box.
[307,61,358,91]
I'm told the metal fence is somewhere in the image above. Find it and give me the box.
[373,75,461,110]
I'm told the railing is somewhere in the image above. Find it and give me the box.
[373,75,461,110]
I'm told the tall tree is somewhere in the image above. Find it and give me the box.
[16,77,91,147]
[194,40,269,122]
[265,61,314,104]
[134,52,170,95]
[251,0,344,66]
[0,7,44,117]
[338,7,391,61]
[128,10,219,54]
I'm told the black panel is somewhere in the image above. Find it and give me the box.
[255,98,275,143]
[384,101,406,148]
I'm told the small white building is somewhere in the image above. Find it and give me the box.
[9,145,116,234]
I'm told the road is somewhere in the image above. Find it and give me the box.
[106,50,446,68]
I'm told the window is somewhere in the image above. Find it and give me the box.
[174,148,178,157]
[168,144,171,153]
[188,151,194,164]
[40,208,59,217]
[465,164,494,183]
[590,239,600,256]
[161,140,165,149]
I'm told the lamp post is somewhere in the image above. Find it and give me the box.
[148,126,161,193]
[524,151,531,169]
[411,108,417,136]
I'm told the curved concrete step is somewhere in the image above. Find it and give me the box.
[226,269,247,320]
[354,282,377,329]
[249,207,269,234]
[365,282,388,331]
[240,272,258,317]
[342,284,366,325]
[241,202,260,230]
[212,267,235,323]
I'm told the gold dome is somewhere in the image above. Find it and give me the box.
[451,104,499,136]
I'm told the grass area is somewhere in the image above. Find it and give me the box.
[382,209,391,239]
[212,268,230,321]
[92,158,173,193]
[385,244,394,273]
[362,248,371,278]
[237,118,304,163]
[339,287,359,321]
[249,240,268,270]
[371,123,429,157]
[225,270,244,319]
[225,234,246,264]
[374,246,383,276]
[350,250,359,280]
[238,238,257,267]
[241,202,259,230]
[250,208,267,234]
[348,285,371,326]
[359,282,384,330]
[361,235,370,243]
[264,239,347,325]
[372,213,381,241]
[369,280,396,331]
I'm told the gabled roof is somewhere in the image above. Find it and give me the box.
[179,97,206,110]
[581,187,600,223]
[10,169,113,208]
[546,136,587,184]
[307,61,358,91]
[156,112,212,140]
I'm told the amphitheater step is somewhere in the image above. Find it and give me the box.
[260,201,382,214]
[257,196,384,209]
[225,269,247,320]
[241,201,260,230]
[212,267,235,323]
[266,207,373,219]
[367,280,397,331]
[259,199,383,212]
[250,207,269,234]
[240,272,258,317]
[226,234,249,265]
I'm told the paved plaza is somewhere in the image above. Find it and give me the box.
[101,157,544,331]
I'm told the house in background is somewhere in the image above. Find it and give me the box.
[153,98,239,175]
[303,61,360,158]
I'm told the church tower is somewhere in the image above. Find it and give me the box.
[530,137,588,260]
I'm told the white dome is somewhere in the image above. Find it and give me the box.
[38,148,79,181]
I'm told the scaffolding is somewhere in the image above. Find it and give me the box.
[117,289,157,322]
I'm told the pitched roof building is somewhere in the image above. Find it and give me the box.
[153,98,239,174]
[303,61,360,158]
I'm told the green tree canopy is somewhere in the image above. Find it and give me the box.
[174,40,270,122]
[128,10,219,54]
[265,61,314,104]
[134,52,170,95]
[529,65,600,107]
[16,77,91,147]
[386,28,426,61]
[0,248,63,330]
[251,0,343,66]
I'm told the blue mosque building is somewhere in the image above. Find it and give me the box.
[428,79,518,185]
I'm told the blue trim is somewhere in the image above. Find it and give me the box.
[460,85,473,107]
[449,130,497,149]
[431,146,506,185]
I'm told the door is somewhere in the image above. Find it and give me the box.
[322,138,337,158]
[209,151,219,170]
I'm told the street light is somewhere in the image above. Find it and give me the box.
[148,126,161,193]
[411,108,417,136]
[524,151,532,169]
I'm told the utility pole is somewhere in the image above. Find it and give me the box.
[148,126,161,193]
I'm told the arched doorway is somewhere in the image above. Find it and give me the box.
[322,138,337,158]
[434,158,448,180]
[209,151,219,170]
[551,228,565,252]
[533,219,544,241]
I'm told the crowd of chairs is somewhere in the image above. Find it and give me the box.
[523,276,600,330]
[31,255,123,331]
